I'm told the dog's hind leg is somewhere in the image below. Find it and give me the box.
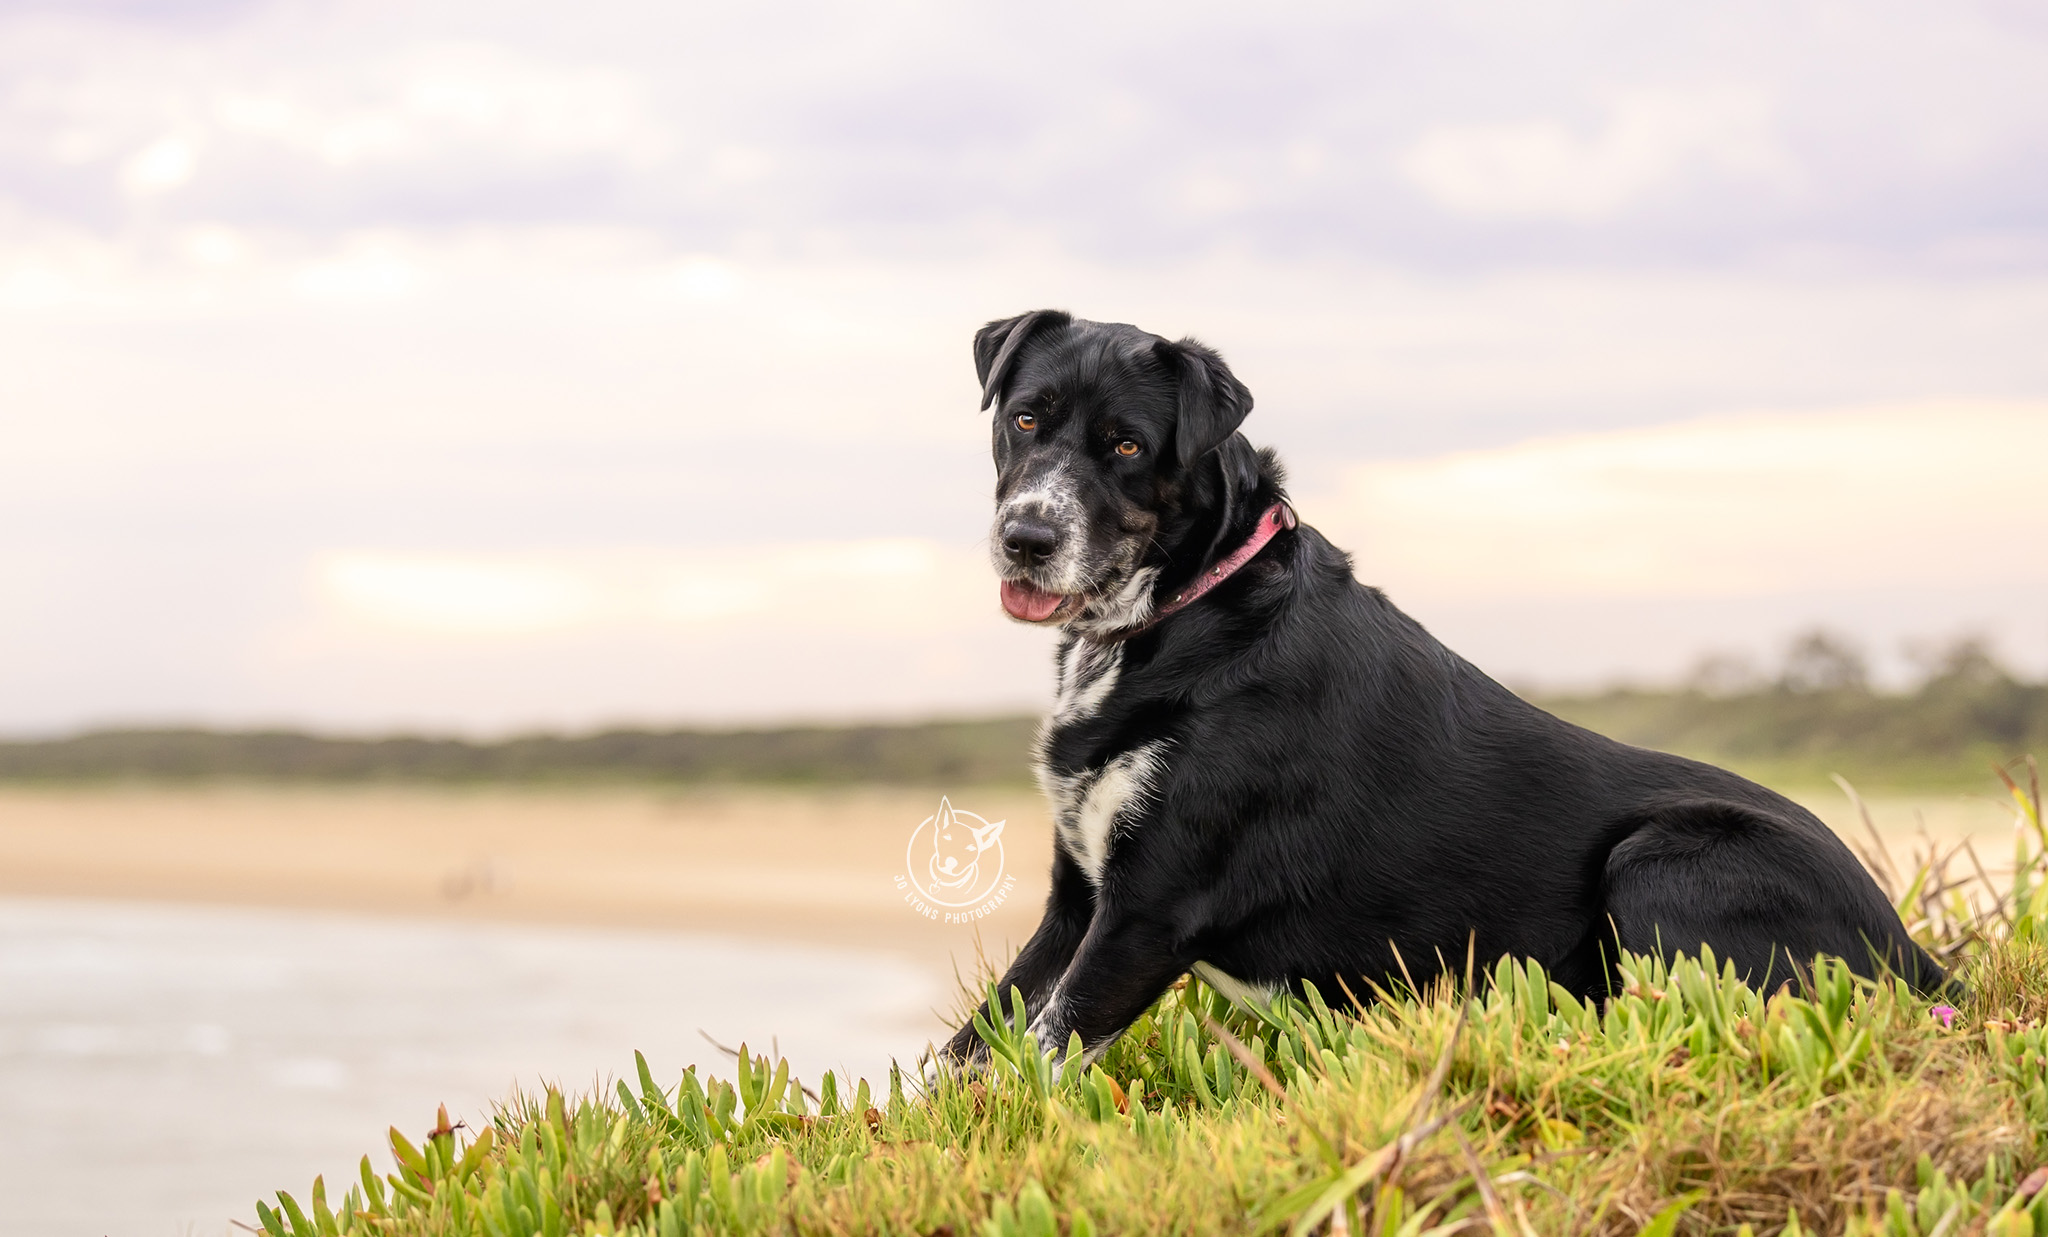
[1601,800,1950,994]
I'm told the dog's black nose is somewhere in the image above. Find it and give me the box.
[1002,517,1061,566]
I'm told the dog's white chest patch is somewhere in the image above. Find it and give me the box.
[1049,741,1166,885]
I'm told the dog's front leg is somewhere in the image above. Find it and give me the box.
[1024,908,1190,1067]
[940,851,1095,1064]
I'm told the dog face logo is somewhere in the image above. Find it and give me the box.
[902,796,1008,910]
[927,796,1005,890]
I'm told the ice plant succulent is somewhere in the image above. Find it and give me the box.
[252,762,2048,1237]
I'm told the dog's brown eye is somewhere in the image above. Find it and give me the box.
[1014,413,1036,431]
[1116,440,1141,457]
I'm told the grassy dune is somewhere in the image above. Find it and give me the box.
[252,765,2048,1237]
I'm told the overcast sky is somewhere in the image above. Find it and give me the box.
[3,0,2046,733]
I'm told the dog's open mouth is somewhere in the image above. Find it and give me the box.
[1000,579,1071,623]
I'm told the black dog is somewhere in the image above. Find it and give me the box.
[942,309,1947,1066]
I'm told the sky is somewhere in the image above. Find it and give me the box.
[2,0,2046,734]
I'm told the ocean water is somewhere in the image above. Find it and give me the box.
[0,897,942,1237]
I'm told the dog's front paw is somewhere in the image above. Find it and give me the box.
[938,1020,994,1069]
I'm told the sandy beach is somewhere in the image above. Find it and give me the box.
[0,780,2029,981]
[0,784,1057,994]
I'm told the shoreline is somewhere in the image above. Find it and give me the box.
[0,783,1056,993]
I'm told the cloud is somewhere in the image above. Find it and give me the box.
[2,2,2045,267]
[1399,88,1791,222]
[119,135,198,195]
[205,42,663,169]
[289,234,422,301]
[1317,402,2048,602]
[322,556,600,634]
[315,541,995,639]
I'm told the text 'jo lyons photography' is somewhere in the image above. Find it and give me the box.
[5,4,2048,1236]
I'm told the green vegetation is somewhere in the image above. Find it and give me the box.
[1542,634,2048,792]
[0,719,1037,786]
[254,765,2048,1236]
[7,634,2039,794]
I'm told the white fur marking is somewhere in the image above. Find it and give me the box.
[1026,989,1111,1066]
[1057,741,1166,885]
[1072,563,1160,639]
[1025,984,1064,1045]
[1051,639,1121,725]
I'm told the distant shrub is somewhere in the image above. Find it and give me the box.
[1542,632,2048,789]
[0,718,1038,786]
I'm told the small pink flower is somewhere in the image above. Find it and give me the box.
[1930,1004,1959,1030]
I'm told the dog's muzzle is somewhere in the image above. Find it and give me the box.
[992,459,1092,622]
[993,502,1081,622]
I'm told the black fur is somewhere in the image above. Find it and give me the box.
[946,311,1948,1066]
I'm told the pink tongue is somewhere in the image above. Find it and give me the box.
[1000,580,1065,622]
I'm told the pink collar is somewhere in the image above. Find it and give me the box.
[1120,502,1295,638]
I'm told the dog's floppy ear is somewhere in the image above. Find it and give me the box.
[1157,336,1253,469]
[974,309,1069,410]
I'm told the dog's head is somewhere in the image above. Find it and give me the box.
[928,797,1004,888]
[976,310,1263,635]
